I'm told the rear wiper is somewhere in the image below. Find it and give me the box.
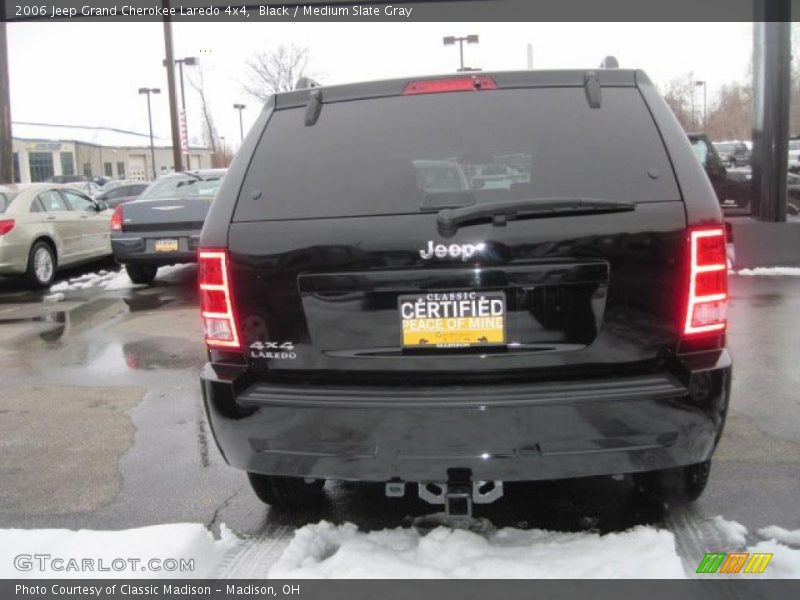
[437,197,635,237]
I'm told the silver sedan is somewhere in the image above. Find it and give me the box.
[0,183,112,287]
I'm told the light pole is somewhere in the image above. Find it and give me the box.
[220,136,226,162]
[695,80,707,131]
[138,87,160,180]
[233,103,247,142]
[443,34,479,72]
[164,56,197,170]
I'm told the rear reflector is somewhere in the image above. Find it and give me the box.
[198,249,241,349]
[110,205,123,232]
[403,75,497,95]
[0,219,15,236]
[684,227,728,336]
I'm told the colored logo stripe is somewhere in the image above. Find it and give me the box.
[697,552,773,574]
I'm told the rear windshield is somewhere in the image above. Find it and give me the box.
[235,87,680,221]
[141,175,223,200]
[0,192,17,213]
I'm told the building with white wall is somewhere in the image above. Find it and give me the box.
[9,122,213,183]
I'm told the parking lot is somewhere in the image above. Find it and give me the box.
[0,262,798,575]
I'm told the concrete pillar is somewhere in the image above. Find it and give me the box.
[752,1,791,222]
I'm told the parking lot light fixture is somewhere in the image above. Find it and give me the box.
[138,87,161,180]
[443,34,480,71]
[233,104,247,142]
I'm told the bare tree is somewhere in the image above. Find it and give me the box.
[188,68,228,168]
[662,72,702,132]
[243,45,310,101]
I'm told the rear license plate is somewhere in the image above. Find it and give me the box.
[399,291,506,348]
[154,238,179,253]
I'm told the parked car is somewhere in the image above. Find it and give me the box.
[713,141,750,168]
[788,140,800,174]
[0,183,111,287]
[66,180,103,198]
[199,69,731,512]
[721,167,753,213]
[688,133,728,204]
[94,181,148,209]
[110,169,225,285]
[787,172,800,215]
[413,160,471,193]
[47,174,111,187]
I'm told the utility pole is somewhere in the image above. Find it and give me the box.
[139,88,160,180]
[162,0,183,173]
[695,80,707,131]
[0,20,13,184]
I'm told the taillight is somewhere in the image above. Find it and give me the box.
[0,219,15,235]
[403,75,497,95]
[684,227,728,336]
[198,248,240,349]
[110,205,123,232]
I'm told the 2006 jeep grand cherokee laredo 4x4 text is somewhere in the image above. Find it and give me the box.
[198,69,731,513]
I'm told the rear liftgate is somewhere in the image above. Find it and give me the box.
[386,468,504,517]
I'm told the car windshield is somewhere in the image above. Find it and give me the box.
[715,143,734,153]
[789,141,800,151]
[140,175,224,200]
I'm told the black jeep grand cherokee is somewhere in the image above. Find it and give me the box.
[199,69,731,512]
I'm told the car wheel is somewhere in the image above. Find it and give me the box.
[632,460,711,505]
[247,473,326,509]
[26,241,56,288]
[125,264,158,285]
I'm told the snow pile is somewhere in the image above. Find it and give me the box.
[268,521,686,579]
[49,270,119,293]
[0,524,238,579]
[735,267,800,276]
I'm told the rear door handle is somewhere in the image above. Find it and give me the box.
[80,215,89,219]
[46,216,56,221]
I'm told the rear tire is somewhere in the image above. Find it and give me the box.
[247,473,326,509]
[26,241,56,288]
[125,264,158,285]
[633,460,711,505]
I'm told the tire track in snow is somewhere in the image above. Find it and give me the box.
[210,521,293,578]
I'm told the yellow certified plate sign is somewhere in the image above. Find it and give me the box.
[399,291,506,348]
[154,238,179,252]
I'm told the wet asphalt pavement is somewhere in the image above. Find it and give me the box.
[0,262,798,566]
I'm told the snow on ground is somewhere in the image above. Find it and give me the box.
[2,517,798,579]
[735,267,800,276]
[757,526,800,548]
[0,524,237,579]
[267,521,686,579]
[47,263,196,296]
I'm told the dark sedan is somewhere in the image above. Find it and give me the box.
[94,181,148,209]
[110,169,225,284]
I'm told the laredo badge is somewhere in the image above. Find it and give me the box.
[250,341,297,360]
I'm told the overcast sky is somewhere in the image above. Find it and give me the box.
[6,22,753,148]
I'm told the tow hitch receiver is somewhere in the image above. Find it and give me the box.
[415,469,504,516]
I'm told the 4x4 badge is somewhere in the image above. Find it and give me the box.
[250,341,297,360]
[419,241,485,261]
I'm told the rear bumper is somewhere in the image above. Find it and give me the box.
[201,350,732,483]
[111,233,199,266]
